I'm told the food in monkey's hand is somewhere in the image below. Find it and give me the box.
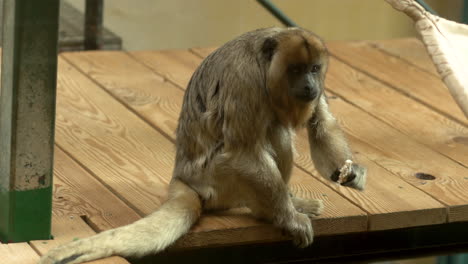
[337,159,353,184]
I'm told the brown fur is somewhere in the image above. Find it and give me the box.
[38,27,366,264]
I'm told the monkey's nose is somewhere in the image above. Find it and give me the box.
[307,88,318,100]
[297,86,318,102]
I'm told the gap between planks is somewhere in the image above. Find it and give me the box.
[0,242,40,264]
[52,145,142,231]
[61,54,177,145]
[324,57,468,168]
[367,38,439,77]
[22,145,140,263]
[62,49,450,231]
[327,41,468,127]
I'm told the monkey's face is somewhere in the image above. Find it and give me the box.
[264,29,328,106]
[287,62,324,102]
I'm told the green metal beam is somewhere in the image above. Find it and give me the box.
[415,0,438,15]
[256,0,298,27]
[0,0,59,242]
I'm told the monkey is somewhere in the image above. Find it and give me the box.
[38,27,366,264]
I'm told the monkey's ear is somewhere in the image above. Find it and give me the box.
[262,37,278,61]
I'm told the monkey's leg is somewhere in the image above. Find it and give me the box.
[307,96,367,190]
[291,195,324,217]
[226,151,314,247]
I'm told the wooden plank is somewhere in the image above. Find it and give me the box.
[0,243,40,264]
[326,96,468,222]
[30,216,129,264]
[327,41,468,126]
[61,52,181,139]
[55,57,173,216]
[61,51,368,241]
[53,147,141,231]
[129,49,201,89]
[367,38,438,76]
[64,50,447,232]
[294,129,446,230]
[324,57,468,167]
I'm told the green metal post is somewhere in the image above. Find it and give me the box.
[463,0,468,24]
[0,0,59,242]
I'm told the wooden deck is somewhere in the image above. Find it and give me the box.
[2,38,468,263]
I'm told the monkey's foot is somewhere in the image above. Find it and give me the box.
[292,197,324,217]
[283,212,314,248]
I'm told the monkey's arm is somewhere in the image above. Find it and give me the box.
[306,96,366,190]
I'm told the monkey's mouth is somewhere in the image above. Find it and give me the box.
[296,89,318,102]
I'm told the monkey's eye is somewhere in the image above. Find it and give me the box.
[311,64,321,73]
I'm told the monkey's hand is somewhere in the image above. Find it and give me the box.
[331,162,367,190]
[283,212,314,248]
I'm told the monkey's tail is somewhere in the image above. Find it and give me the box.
[38,179,202,264]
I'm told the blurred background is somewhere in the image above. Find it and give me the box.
[66,0,464,50]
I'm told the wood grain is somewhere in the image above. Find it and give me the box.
[129,49,201,89]
[326,96,468,222]
[61,51,184,139]
[295,128,446,231]
[367,38,438,76]
[0,243,40,264]
[325,57,468,167]
[61,50,368,241]
[55,58,174,216]
[327,41,468,126]
[53,147,141,231]
[30,216,129,264]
